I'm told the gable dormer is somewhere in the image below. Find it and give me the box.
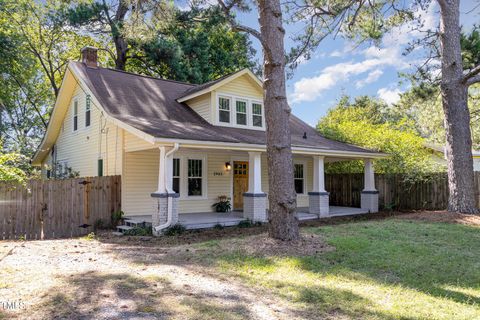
[177,69,265,130]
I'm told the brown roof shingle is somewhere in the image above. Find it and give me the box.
[71,62,379,154]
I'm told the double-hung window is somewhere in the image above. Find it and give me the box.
[294,163,305,194]
[252,102,263,127]
[172,158,180,194]
[187,159,203,196]
[236,99,247,125]
[218,97,231,123]
[85,95,91,127]
[73,100,78,131]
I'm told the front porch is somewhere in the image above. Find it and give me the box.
[124,206,369,230]
[122,145,382,235]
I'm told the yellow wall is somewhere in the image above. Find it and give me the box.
[41,83,123,177]
[122,148,313,216]
[184,74,263,126]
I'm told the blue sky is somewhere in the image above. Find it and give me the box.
[231,1,480,126]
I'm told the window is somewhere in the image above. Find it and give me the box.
[294,163,304,194]
[73,100,78,131]
[85,95,91,127]
[187,159,203,196]
[172,158,180,194]
[98,159,103,177]
[236,100,247,125]
[218,97,230,123]
[252,102,263,127]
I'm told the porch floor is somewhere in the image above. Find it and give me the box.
[124,206,368,230]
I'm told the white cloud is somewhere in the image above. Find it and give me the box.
[377,87,402,105]
[356,69,384,88]
[290,2,439,104]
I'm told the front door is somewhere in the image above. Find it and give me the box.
[233,161,249,210]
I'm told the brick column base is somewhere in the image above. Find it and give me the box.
[151,192,179,236]
[308,192,330,217]
[361,191,379,213]
[243,193,267,222]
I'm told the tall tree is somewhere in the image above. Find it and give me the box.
[285,0,480,213]
[436,0,480,213]
[2,0,92,97]
[218,0,299,240]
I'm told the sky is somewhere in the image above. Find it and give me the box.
[229,0,480,126]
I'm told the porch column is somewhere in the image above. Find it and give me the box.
[243,151,267,222]
[308,156,329,217]
[151,146,179,234]
[361,159,379,213]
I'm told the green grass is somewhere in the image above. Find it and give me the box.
[210,219,480,319]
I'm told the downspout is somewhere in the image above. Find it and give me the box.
[154,143,180,233]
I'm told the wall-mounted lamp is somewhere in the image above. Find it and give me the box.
[225,162,232,171]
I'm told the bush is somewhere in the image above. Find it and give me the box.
[111,210,124,226]
[213,223,224,230]
[237,219,253,228]
[164,223,186,236]
[124,226,152,236]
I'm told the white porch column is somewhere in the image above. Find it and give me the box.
[361,158,379,213]
[151,146,179,233]
[309,156,329,217]
[243,152,267,222]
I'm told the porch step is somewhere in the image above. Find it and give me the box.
[124,219,151,227]
[181,220,246,230]
[116,225,134,233]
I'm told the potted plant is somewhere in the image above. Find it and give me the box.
[212,195,232,212]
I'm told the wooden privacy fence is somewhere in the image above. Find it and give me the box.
[0,175,121,240]
[326,172,480,210]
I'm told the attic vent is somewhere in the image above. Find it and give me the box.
[303,132,307,139]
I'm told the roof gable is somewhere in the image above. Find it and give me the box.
[177,69,262,102]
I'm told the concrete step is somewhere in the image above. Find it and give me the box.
[116,225,134,233]
[124,219,146,227]
[112,231,124,236]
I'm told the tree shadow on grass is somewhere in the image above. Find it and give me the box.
[36,271,254,320]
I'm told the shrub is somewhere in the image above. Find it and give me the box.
[124,226,152,236]
[111,210,124,226]
[164,223,186,236]
[238,219,253,228]
[211,195,232,212]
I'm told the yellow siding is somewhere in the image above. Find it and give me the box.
[41,83,124,178]
[124,131,154,152]
[217,74,263,98]
[186,94,211,122]
[122,149,315,216]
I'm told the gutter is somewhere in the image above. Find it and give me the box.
[153,143,180,233]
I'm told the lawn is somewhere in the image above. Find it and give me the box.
[1,212,479,319]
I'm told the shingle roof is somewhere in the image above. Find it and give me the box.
[70,62,380,154]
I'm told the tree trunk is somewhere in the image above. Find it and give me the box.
[438,0,478,213]
[112,0,129,71]
[258,0,299,240]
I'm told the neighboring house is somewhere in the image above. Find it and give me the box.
[426,144,480,171]
[32,47,386,234]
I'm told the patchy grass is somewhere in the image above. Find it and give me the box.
[211,218,480,319]
[0,211,479,319]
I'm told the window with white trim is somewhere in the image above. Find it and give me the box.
[294,163,304,194]
[252,102,263,127]
[218,97,231,123]
[85,95,91,127]
[172,158,180,194]
[73,100,78,131]
[187,159,203,196]
[236,99,247,125]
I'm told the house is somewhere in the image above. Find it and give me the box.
[32,47,386,234]
[426,143,480,171]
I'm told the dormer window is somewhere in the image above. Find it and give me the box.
[236,99,247,125]
[252,102,263,127]
[216,94,264,129]
[218,97,231,123]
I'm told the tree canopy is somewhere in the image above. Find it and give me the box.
[318,96,445,179]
